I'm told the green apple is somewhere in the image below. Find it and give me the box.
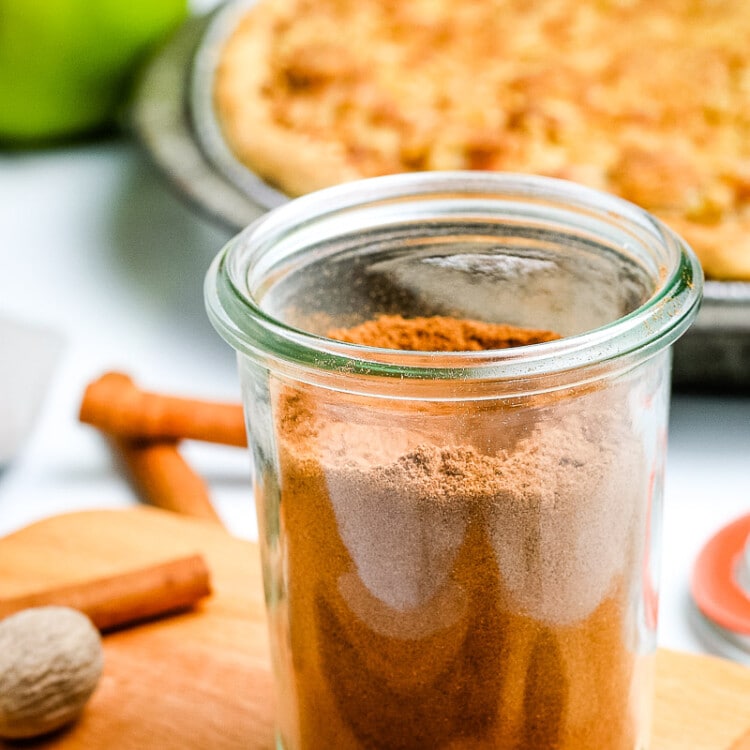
[0,0,188,143]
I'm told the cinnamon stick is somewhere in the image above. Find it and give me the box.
[80,372,247,447]
[114,437,223,525]
[0,555,212,632]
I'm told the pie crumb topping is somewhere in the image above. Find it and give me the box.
[214,0,750,280]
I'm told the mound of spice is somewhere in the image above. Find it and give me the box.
[328,314,561,350]
[271,315,647,750]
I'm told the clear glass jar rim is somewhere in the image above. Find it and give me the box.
[205,171,703,381]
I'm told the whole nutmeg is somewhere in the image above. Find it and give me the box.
[0,606,104,739]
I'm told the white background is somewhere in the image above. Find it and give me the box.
[1,139,749,660]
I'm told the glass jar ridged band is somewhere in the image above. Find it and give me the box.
[206,171,702,390]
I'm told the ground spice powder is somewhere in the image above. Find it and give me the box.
[328,315,561,350]
[272,315,646,749]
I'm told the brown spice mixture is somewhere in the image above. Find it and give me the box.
[272,315,646,749]
[328,314,561,350]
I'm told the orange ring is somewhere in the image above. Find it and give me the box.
[692,514,750,635]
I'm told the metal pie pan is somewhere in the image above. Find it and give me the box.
[129,5,750,391]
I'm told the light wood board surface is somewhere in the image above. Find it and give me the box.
[0,508,749,749]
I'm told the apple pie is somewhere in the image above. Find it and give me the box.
[214,0,750,280]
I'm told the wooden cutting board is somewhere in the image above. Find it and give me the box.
[1,508,750,750]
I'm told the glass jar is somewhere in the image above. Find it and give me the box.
[205,172,702,750]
